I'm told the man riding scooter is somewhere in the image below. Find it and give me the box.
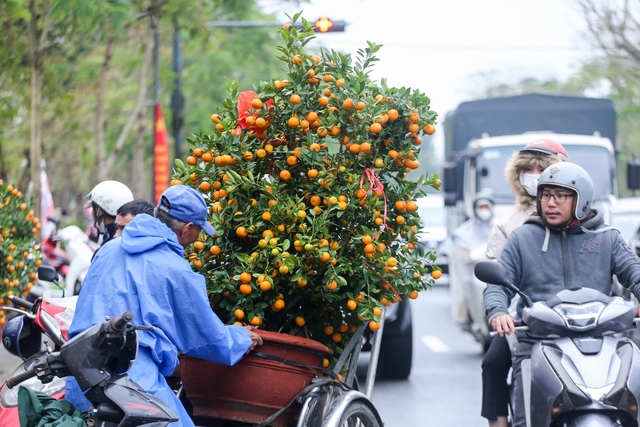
[484,162,640,427]
[481,139,568,427]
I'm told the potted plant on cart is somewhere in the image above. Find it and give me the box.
[0,180,43,333]
[171,13,441,426]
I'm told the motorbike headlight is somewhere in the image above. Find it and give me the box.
[552,301,606,331]
[0,374,66,407]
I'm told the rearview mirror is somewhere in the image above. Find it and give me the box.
[474,261,510,286]
[443,163,457,193]
[474,261,533,307]
[37,265,58,284]
[627,160,640,190]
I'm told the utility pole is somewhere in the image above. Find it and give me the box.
[171,16,184,161]
[151,1,160,200]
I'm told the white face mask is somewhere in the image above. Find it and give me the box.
[520,173,541,197]
[475,208,493,222]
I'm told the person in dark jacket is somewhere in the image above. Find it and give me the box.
[482,139,567,427]
[483,162,640,427]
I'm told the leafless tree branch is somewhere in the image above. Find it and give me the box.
[103,30,153,175]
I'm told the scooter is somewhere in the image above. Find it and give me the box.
[475,261,640,427]
[5,310,177,427]
[0,267,76,427]
[450,234,493,351]
[34,223,94,299]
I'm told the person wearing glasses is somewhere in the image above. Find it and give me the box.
[483,162,640,427]
[481,139,568,427]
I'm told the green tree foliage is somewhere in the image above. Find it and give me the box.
[0,0,304,218]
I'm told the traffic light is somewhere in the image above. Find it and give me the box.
[313,17,346,33]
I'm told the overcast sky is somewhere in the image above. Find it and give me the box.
[261,0,600,159]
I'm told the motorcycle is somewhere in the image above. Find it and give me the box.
[450,224,493,351]
[5,309,177,427]
[475,261,640,427]
[0,266,76,427]
[35,221,94,299]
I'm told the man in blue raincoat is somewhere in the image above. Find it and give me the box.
[65,185,262,427]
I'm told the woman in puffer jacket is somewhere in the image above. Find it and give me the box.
[481,139,568,427]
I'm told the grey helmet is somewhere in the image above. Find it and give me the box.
[536,162,594,221]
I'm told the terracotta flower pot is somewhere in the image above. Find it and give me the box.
[180,329,333,427]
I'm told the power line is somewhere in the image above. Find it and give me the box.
[308,39,591,53]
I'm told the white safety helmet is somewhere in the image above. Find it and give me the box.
[87,180,134,216]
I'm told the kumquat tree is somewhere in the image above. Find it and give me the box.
[0,180,43,325]
[172,13,441,366]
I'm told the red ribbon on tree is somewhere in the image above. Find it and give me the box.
[236,90,275,136]
[359,167,389,239]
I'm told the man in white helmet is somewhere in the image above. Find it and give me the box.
[86,180,134,247]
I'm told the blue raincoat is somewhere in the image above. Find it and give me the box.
[64,214,252,427]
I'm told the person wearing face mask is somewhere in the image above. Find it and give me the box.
[481,139,568,427]
[86,180,134,248]
[450,191,495,330]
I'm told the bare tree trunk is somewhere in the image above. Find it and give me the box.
[133,97,147,199]
[0,140,7,181]
[96,34,116,182]
[28,0,45,221]
[103,32,153,175]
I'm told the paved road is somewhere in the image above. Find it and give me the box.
[370,284,487,427]
[0,284,487,426]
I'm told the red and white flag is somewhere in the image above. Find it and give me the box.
[40,164,56,238]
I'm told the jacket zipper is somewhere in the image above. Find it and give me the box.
[562,231,571,288]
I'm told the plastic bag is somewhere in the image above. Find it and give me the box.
[42,291,78,334]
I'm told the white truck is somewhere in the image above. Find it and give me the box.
[441,93,640,349]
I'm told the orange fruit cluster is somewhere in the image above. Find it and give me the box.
[0,180,42,322]
[174,16,441,364]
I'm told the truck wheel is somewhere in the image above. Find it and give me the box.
[377,303,413,380]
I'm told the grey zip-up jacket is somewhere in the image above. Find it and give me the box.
[483,210,640,355]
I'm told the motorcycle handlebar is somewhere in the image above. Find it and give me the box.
[6,368,37,389]
[9,295,34,311]
[110,312,134,332]
[489,325,529,337]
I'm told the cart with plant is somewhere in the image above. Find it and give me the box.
[171,13,441,427]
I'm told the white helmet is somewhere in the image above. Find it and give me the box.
[88,180,134,216]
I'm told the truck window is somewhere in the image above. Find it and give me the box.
[610,212,640,243]
[564,146,614,203]
[475,147,518,204]
[475,144,614,205]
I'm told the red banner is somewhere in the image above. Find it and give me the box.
[153,103,170,205]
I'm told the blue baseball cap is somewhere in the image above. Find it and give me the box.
[157,185,215,236]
